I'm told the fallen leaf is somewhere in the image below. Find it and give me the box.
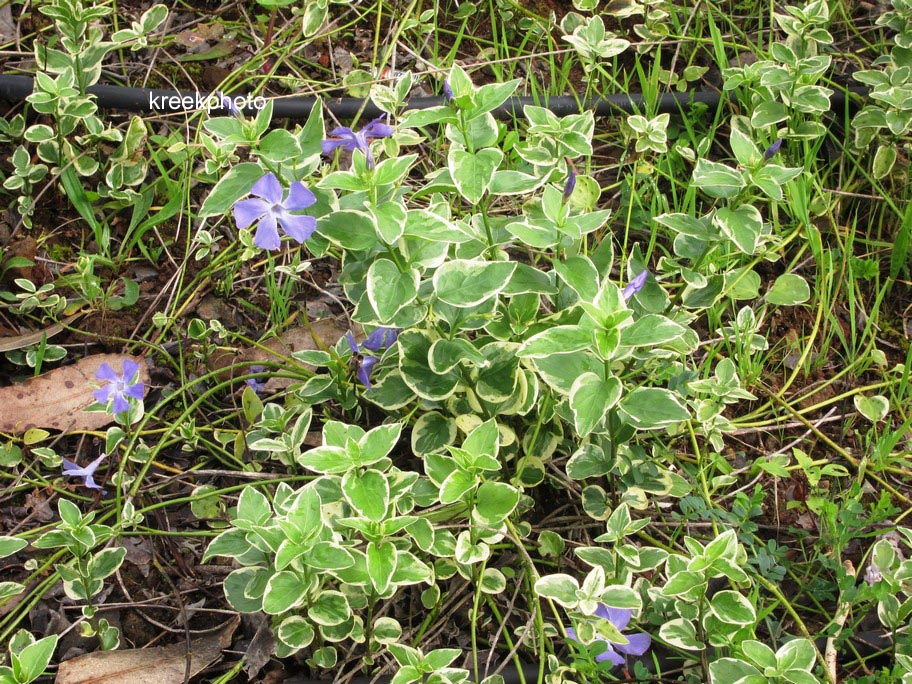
[0,312,86,353]
[55,615,238,684]
[0,354,149,434]
[207,318,358,390]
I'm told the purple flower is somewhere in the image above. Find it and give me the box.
[564,166,576,200]
[94,360,144,415]
[62,453,107,490]
[345,327,400,390]
[246,365,266,395]
[321,116,395,170]
[623,270,649,301]
[566,605,651,667]
[763,139,783,160]
[215,91,241,117]
[865,562,882,586]
[233,173,317,251]
[443,80,455,102]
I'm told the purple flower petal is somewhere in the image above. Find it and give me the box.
[564,167,576,199]
[593,644,625,666]
[764,138,783,160]
[284,182,317,211]
[565,627,578,642]
[61,458,82,473]
[253,212,281,251]
[93,386,113,404]
[443,80,454,101]
[363,327,398,352]
[122,360,140,384]
[251,172,283,204]
[345,332,359,355]
[234,198,269,229]
[112,394,130,415]
[95,363,120,383]
[614,632,651,656]
[358,355,379,389]
[277,213,317,244]
[604,607,633,631]
[362,117,394,139]
[622,271,649,301]
[321,138,350,155]
[124,382,145,400]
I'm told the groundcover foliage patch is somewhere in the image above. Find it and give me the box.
[0,0,911,683]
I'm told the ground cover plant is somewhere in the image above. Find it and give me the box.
[0,0,911,682]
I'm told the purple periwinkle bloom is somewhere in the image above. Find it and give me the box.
[763,139,783,160]
[622,270,649,301]
[215,90,241,117]
[345,327,400,390]
[233,172,317,251]
[864,562,883,586]
[94,360,144,415]
[62,453,107,490]
[321,116,395,170]
[443,80,455,102]
[246,365,266,395]
[564,166,576,200]
[566,605,651,667]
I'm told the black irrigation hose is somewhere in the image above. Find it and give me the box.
[0,74,868,120]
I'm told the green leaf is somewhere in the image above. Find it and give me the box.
[276,616,315,649]
[480,567,507,594]
[473,480,520,525]
[433,259,516,308]
[372,617,402,645]
[519,326,593,358]
[619,387,689,428]
[600,585,642,610]
[621,314,688,347]
[566,444,613,480]
[367,541,397,594]
[14,635,57,682]
[741,640,777,669]
[853,394,889,423]
[569,372,622,437]
[199,163,264,217]
[411,411,457,456]
[534,574,579,608]
[662,570,706,597]
[766,273,810,305]
[263,571,307,614]
[439,470,476,504]
[316,210,378,250]
[463,418,500,458]
[367,259,419,324]
[554,255,601,301]
[88,547,126,581]
[659,618,704,650]
[449,148,504,203]
[399,330,461,400]
[404,209,471,243]
[0,536,27,558]
[342,469,389,522]
[776,638,816,672]
[236,486,272,525]
[709,590,756,626]
[368,200,408,244]
[223,567,268,612]
[709,658,763,683]
[714,204,763,254]
[308,590,351,626]
[692,159,745,198]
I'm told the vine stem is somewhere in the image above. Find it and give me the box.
[755,573,837,684]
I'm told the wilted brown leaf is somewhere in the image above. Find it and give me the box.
[55,615,238,684]
[0,354,149,434]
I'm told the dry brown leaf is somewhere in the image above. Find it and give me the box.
[0,354,149,434]
[207,318,358,390]
[55,615,239,684]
